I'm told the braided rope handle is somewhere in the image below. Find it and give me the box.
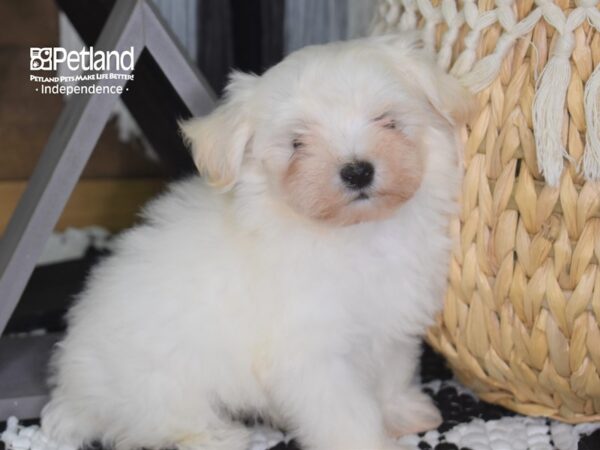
[372,0,600,186]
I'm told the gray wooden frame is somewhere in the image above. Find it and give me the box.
[0,0,215,420]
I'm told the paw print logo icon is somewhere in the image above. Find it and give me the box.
[30,48,53,71]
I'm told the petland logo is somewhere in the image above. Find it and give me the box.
[30,47,135,72]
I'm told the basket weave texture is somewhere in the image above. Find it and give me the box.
[373,0,600,423]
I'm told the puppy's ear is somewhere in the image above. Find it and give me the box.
[375,33,477,126]
[180,72,258,190]
[410,57,477,126]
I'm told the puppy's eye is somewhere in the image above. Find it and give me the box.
[383,119,396,130]
[292,138,305,150]
[374,113,397,130]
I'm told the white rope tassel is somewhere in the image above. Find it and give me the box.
[460,7,541,92]
[583,64,600,181]
[460,35,512,92]
[532,34,575,187]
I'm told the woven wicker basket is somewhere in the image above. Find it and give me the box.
[373,0,600,423]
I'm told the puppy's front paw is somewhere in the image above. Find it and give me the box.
[383,388,442,438]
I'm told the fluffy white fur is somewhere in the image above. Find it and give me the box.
[42,34,473,450]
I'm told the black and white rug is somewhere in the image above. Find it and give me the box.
[2,348,600,450]
[1,228,600,450]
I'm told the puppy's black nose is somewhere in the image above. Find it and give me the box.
[340,160,374,190]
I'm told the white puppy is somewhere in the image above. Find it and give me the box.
[42,34,473,450]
